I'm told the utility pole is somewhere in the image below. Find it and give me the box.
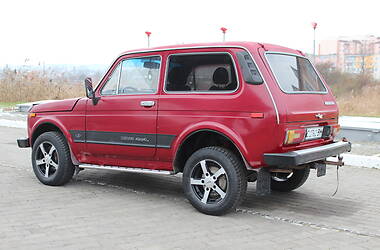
[145,31,152,48]
[220,27,227,42]
[312,22,318,63]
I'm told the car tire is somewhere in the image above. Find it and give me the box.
[183,146,247,216]
[31,131,75,186]
[271,167,310,192]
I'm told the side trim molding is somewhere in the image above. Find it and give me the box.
[69,130,175,149]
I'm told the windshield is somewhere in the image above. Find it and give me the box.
[266,53,326,93]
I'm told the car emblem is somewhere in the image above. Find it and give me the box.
[315,113,324,119]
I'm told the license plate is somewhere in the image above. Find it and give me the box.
[305,126,324,140]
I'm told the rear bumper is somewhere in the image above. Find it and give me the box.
[263,141,351,168]
[17,138,30,148]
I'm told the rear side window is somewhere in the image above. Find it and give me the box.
[266,53,326,93]
[165,53,238,92]
[236,51,263,85]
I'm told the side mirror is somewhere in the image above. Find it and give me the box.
[84,77,100,105]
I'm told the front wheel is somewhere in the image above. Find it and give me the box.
[271,167,310,192]
[183,147,247,216]
[32,131,75,186]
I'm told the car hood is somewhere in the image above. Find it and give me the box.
[31,98,82,113]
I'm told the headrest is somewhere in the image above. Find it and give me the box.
[212,67,229,85]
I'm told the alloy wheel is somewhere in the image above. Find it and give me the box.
[190,159,228,204]
[34,141,59,178]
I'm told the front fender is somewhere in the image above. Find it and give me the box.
[30,117,71,144]
[29,116,80,165]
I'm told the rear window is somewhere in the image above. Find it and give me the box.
[266,53,326,93]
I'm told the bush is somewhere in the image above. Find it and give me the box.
[1,64,379,117]
[316,62,380,116]
[0,67,85,103]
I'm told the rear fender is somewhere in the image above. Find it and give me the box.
[172,121,251,168]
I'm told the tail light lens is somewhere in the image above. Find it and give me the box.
[284,129,306,145]
[332,124,340,137]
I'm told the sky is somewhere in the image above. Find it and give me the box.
[1,0,378,66]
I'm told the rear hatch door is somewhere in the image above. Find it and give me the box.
[263,52,338,124]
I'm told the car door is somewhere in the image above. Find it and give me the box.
[84,54,162,167]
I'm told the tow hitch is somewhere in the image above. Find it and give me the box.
[328,155,345,196]
[323,155,344,167]
[258,139,351,196]
[313,155,344,196]
[312,155,344,177]
[256,154,347,196]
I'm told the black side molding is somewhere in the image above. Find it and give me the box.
[69,130,176,149]
[17,138,30,148]
[264,141,351,168]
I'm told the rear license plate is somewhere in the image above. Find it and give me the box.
[305,126,324,140]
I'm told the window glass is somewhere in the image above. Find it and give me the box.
[266,54,326,93]
[100,56,161,95]
[165,54,237,92]
[101,63,121,95]
[236,51,263,84]
[118,56,161,94]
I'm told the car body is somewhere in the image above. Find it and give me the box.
[18,42,351,215]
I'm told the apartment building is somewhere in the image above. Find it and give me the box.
[316,35,380,79]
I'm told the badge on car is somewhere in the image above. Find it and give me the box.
[305,126,324,140]
[315,113,324,119]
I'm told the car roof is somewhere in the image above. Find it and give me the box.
[119,41,303,57]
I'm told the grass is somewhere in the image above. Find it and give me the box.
[336,84,380,117]
[0,68,84,103]
[316,63,380,117]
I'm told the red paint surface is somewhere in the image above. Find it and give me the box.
[28,42,339,170]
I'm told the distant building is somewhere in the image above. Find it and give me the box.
[316,35,380,79]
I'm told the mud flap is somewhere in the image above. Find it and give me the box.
[315,162,327,177]
[256,168,271,196]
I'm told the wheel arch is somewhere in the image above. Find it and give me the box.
[173,127,250,173]
[31,121,79,165]
[31,122,64,145]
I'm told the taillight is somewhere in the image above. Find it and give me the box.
[332,124,340,137]
[284,129,306,145]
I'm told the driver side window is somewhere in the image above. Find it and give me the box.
[100,56,161,96]
[101,63,121,95]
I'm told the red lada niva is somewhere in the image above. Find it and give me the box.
[18,42,351,215]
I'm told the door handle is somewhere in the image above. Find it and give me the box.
[140,101,155,107]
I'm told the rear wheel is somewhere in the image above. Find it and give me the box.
[32,131,75,186]
[183,146,247,216]
[271,167,310,192]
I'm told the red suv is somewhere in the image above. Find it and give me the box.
[18,42,351,215]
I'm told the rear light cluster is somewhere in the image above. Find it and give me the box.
[284,125,340,145]
[332,124,340,136]
[284,129,305,145]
